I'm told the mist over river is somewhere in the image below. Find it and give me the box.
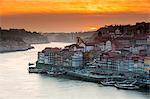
[0,42,149,99]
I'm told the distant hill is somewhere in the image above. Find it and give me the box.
[0,28,49,44]
[0,28,49,53]
[43,31,95,43]
[87,22,150,43]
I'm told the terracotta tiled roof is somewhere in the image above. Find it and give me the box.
[144,56,150,59]
[42,47,61,52]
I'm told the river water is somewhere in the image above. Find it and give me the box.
[0,42,149,99]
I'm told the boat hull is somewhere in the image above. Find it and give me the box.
[115,84,139,90]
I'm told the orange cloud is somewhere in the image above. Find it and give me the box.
[0,0,150,16]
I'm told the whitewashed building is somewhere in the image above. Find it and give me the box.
[105,41,112,51]
[71,52,83,67]
[44,56,49,64]
[38,52,45,63]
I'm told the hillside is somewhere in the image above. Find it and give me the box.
[0,28,49,53]
[0,28,49,44]
[87,22,150,43]
[43,31,95,43]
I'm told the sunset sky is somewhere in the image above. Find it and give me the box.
[0,0,150,32]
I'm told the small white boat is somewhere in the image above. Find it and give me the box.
[115,80,139,90]
[47,71,55,75]
[101,80,116,86]
[115,83,139,90]
[47,71,65,76]
[116,80,131,84]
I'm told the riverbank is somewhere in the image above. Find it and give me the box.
[2,42,150,99]
[28,67,150,91]
[28,63,150,91]
[0,46,34,53]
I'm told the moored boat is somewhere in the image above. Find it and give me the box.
[47,71,66,77]
[115,83,139,90]
[101,80,116,86]
[114,80,139,90]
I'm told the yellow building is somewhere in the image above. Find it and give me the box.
[144,57,150,71]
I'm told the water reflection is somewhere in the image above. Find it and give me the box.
[0,42,149,99]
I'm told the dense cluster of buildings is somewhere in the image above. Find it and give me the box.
[38,47,83,67]
[37,22,150,78]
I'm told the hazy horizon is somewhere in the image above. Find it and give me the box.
[0,0,150,32]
